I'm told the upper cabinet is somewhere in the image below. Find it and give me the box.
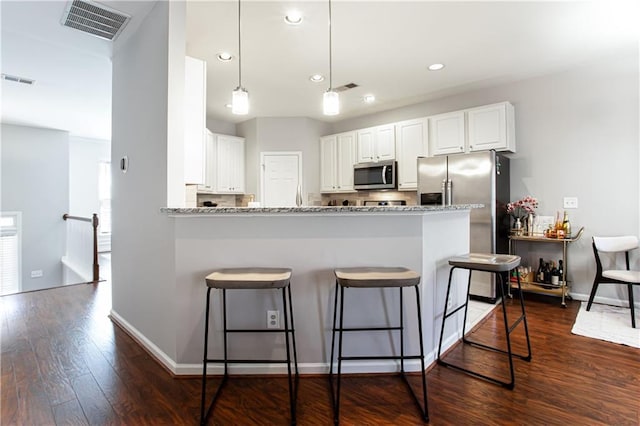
[320,131,357,193]
[197,130,216,193]
[184,56,207,184]
[396,118,428,191]
[356,124,395,163]
[467,102,515,153]
[429,111,466,155]
[430,101,515,156]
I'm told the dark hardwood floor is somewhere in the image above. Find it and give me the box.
[2,282,638,425]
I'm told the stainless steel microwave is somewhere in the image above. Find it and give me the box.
[353,160,397,190]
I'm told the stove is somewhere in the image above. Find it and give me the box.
[363,200,407,206]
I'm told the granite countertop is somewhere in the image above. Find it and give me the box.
[162,204,483,216]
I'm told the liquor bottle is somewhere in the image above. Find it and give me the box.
[537,258,544,283]
[562,211,571,238]
[550,261,559,285]
[557,259,564,284]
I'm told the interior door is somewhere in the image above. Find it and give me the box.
[260,152,302,207]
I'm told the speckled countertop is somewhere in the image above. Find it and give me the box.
[162,204,483,216]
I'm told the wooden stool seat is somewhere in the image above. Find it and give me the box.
[448,253,521,273]
[334,267,420,288]
[206,267,292,289]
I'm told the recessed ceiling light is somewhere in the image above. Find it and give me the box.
[428,63,445,71]
[363,94,376,103]
[217,52,233,62]
[284,11,303,25]
[309,74,324,83]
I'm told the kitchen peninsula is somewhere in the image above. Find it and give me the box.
[115,205,480,376]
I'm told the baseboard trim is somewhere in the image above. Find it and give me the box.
[569,292,640,309]
[109,309,442,376]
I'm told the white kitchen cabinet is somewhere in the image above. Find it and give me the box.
[320,131,357,193]
[429,111,466,156]
[184,56,207,184]
[467,102,515,153]
[356,124,395,163]
[197,130,216,193]
[215,135,245,193]
[396,118,428,191]
[430,102,516,156]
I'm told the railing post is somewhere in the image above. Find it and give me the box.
[92,213,100,283]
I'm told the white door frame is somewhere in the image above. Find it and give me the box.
[259,151,303,205]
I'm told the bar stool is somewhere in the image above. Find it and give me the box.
[329,267,429,424]
[437,254,531,390]
[200,268,299,425]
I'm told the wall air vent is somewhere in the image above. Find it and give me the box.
[61,0,130,41]
[335,83,359,93]
[1,73,35,85]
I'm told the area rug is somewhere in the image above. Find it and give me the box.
[571,302,640,348]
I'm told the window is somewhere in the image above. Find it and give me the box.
[98,161,111,234]
[0,212,21,295]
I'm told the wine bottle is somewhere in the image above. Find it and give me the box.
[537,258,544,283]
[557,259,564,285]
[562,211,571,238]
[550,261,559,285]
[543,262,551,284]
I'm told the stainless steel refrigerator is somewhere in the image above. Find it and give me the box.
[417,151,510,302]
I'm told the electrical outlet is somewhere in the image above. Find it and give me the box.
[563,197,578,209]
[267,310,280,329]
[31,270,43,278]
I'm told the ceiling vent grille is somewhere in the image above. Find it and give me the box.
[335,83,359,93]
[1,73,35,85]
[61,0,130,41]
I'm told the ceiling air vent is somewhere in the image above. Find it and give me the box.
[61,0,130,41]
[1,73,35,85]
[335,83,359,93]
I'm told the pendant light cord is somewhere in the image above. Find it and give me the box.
[328,0,332,90]
[238,0,242,88]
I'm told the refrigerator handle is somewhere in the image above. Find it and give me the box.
[441,179,447,206]
[382,166,387,185]
[447,179,452,206]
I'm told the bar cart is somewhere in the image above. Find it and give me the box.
[508,227,584,307]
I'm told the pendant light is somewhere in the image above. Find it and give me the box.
[232,0,249,115]
[323,0,339,116]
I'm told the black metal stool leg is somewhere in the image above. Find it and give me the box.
[437,267,456,361]
[328,280,339,411]
[334,285,346,425]
[438,266,532,390]
[399,288,405,374]
[281,286,294,424]
[200,287,213,425]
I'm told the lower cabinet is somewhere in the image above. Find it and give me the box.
[197,132,245,194]
[320,132,356,193]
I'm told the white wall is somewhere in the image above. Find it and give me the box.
[331,46,639,305]
[237,117,331,202]
[111,0,185,361]
[1,124,68,291]
[69,136,109,218]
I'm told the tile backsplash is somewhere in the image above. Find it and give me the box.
[193,189,418,207]
[321,190,418,206]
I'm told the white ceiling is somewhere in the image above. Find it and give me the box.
[1,1,639,140]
